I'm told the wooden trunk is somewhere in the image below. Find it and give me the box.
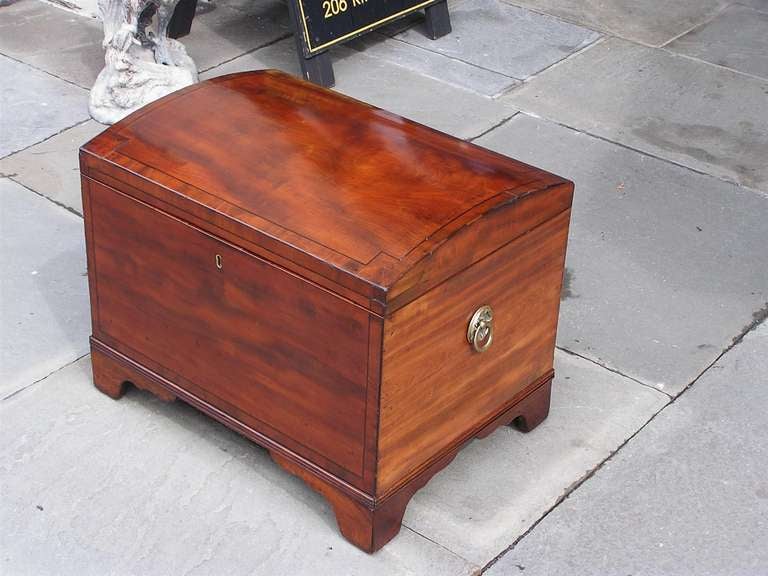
[80,70,573,553]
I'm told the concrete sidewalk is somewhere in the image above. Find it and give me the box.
[1,0,766,573]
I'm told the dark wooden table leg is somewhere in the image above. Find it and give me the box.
[424,0,452,40]
[168,0,198,39]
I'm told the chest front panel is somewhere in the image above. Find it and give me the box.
[86,180,372,483]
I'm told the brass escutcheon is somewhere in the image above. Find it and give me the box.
[467,305,494,353]
[215,254,223,270]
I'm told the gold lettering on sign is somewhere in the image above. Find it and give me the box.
[301,0,439,52]
[322,0,348,18]
[322,0,368,18]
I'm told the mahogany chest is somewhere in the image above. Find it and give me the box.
[80,70,573,553]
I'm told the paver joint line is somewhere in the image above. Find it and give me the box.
[8,174,84,218]
[481,314,768,574]
[2,0,766,571]
[676,306,768,399]
[1,352,90,402]
[658,1,731,49]
[520,33,604,80]
[505,1,679,48]
[733,302,768,346]
[0,50,91,91]
[477,396,669,574]
[467,112,520,142]
[660,46,768,83]
[0,117,92,163]
[509,110,762,193]
[197,32,293,74]
[401,525,478,567]
[555,345,671,397]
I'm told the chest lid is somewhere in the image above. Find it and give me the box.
[80,70,572,313]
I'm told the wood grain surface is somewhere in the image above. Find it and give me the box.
[87,179,371,479]
[81,70,573,553]
[80,69,571,309]
[378,210,570,495]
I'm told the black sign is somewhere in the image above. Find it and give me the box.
[295,0,442,54]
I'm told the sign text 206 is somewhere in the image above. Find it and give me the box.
[322,0,367,18]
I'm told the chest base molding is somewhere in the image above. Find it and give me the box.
[90,337,552,552]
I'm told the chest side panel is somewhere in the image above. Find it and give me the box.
[86,180,370,481]
[377,210,570,495]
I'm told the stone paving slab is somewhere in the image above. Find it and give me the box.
[218,0,289,16]
[503,38,768,191]
[0,120,103,215]
[197,35,294,79]
[392,0,599,80]
[0,179,90,400]
[739,0,768,11]
[186,1,291,73]
[0,0,103,89]
[346,33,518,97]
[0,0,291,87]
[501,0,729,47]
[487,321,768,576]
[476,114,768,394]
[666,4,768,79]
[201,38,517,139]
[0,55,89,159]
[0,357,477,576]
[401,349,668,566]
[376,0,470,37]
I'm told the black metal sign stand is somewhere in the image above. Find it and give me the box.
[288,0,452,88]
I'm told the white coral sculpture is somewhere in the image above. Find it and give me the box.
[89,0,198,124]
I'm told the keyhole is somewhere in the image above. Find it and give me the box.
[215,254,223,270]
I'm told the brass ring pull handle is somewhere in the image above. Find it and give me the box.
[467,305,494,353]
